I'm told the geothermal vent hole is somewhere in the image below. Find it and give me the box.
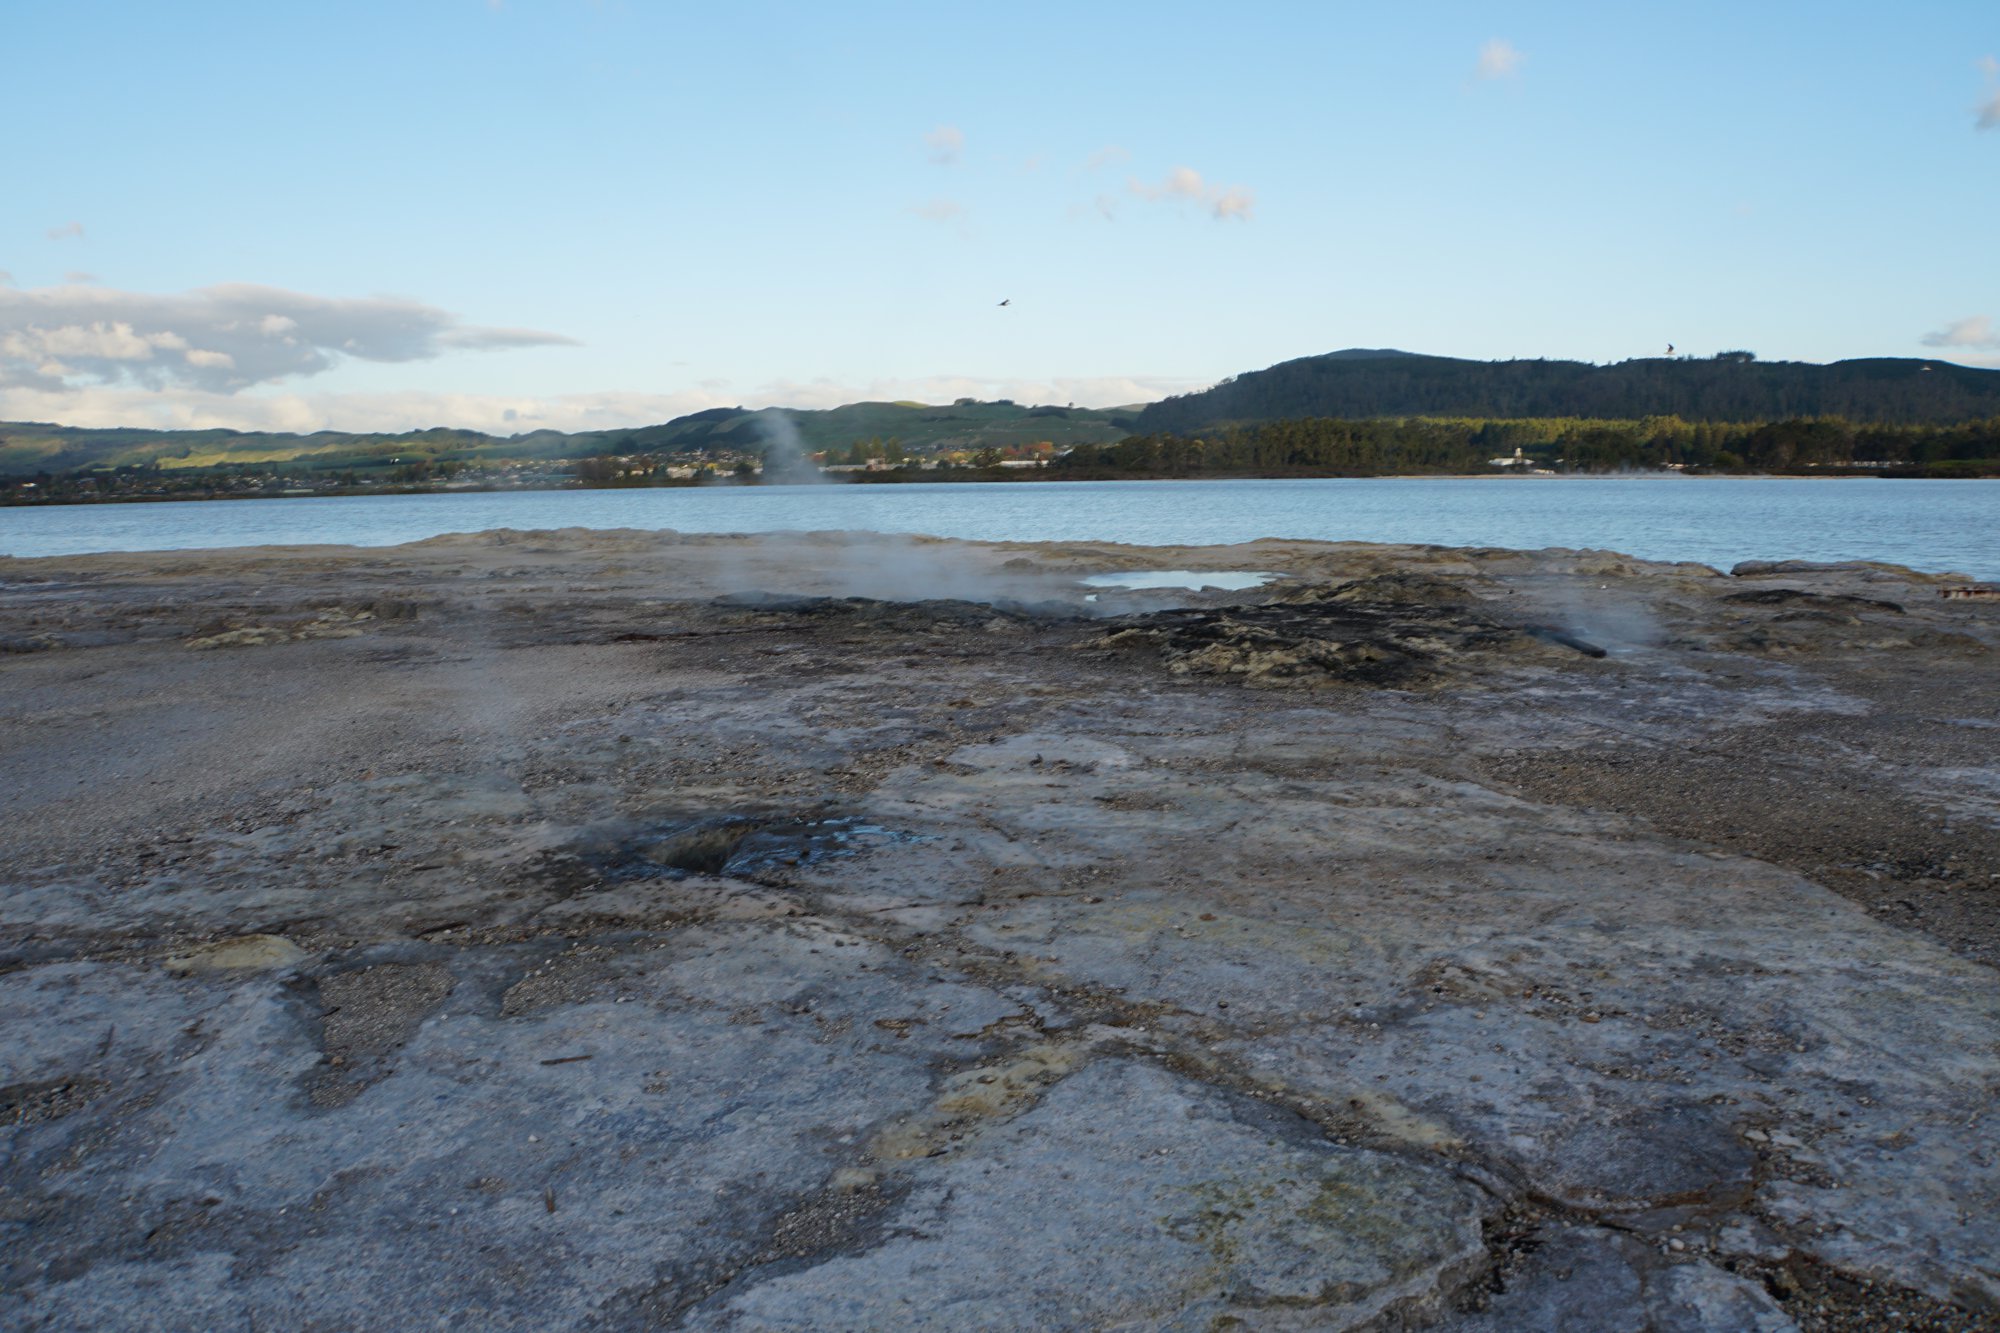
[641,820,756,875]
[617,815,928,880]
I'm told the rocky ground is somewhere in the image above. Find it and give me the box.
[1,528,1996,1331]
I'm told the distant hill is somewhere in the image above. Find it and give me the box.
[1135,350,2000,433]
[14,350,2000,479]
[0,400,1132,476]
[592,400,1131,456]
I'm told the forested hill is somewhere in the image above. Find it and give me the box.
[1136,351,2000,432]
[0,399,1129,477]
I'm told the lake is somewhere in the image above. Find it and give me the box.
[4,477,1998,579]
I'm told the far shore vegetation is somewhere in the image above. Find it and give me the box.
[8,411,1999,506]
[9,352,2000,505]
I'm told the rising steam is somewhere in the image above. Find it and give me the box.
[755,410,829,484]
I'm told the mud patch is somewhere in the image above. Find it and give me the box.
[1723,588,1906,614]
[1699,587,1988,657]
[305,961,454,1107]
[713,591,1082,625]
[1089,576,1594,689]
[1,1076,110,1127]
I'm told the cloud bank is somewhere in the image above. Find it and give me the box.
[1923,314,2000,350]
[0,282,575,394]
[0,373,1206,436]
[0,384,732,436]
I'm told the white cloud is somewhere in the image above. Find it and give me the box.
[1130,165,1208,203]
[0,281,576,394]
[46,221,85,241]
[1211,187,1254,221]
[1923,314,2000,350]
[1084,145,1129,172]
[1126,166,1255,221]
[923,124,964,165]
[10,321,162,361]
[909,197,967,224]
[434,324,569,350]
[0,271,13,286]
[62,271,98,285]
[0,385,736,436]
[1477,38,1523,80]
[1979,56,2000,130]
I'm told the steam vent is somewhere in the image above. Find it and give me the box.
[5,529,1998,1330]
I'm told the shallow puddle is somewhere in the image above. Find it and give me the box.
[1080,570,1280,592]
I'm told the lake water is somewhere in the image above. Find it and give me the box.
[4,477,1998,579]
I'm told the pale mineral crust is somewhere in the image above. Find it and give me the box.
[1,529,1996,1331]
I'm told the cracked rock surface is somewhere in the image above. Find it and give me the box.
[2,529,1997,1330]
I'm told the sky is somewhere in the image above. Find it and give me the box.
[4,1,1997,435]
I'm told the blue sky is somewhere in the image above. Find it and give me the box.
[4,1,1996,433]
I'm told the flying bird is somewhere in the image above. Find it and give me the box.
[1666,343,1675,356]
[997,299,1011,307]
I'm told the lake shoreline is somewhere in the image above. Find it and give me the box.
[5,465,1980,513]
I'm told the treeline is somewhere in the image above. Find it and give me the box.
[1057,419,1488,476]
[822,436,909,466]
[1051,415,2000,477]
[1135,351,2000,434]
